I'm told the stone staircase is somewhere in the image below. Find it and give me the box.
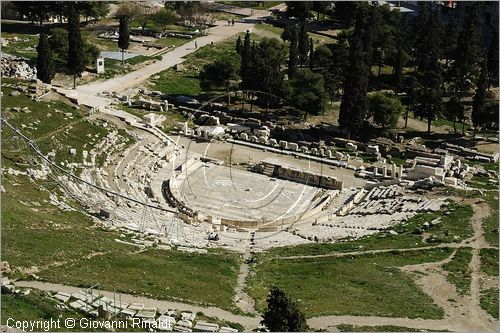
[262,164,276,177]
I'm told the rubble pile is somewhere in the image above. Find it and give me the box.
[1,53,37,80]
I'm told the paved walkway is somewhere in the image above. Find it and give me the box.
[61,7,280,108]
[52,3,285,108]
[76,20,255,97]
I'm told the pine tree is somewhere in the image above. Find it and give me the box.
[308,37,314,69]
[118,15,130,65]
[261,286,308,332]
[36,32,55,84]
[67,4,85,89]
[339,34,368,139]
[298,22,309,66]
[288,26,299,79]
[235,35,242,55]
[472,58,487,137]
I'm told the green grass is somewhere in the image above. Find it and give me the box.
[99,55,161,80]
[1,291,92,331]
[480,287,499,319]
[150,35,239,96]
[483,193,499,247]
[1,290,143,331]
[2,84,111,165]
[255,23,284,36]
[1,32,39,60]
[468,175,499,191]
[480,248,499,277]
[432,118,470,131]
[154,36,190,48]
[259,202,473,258]
[248,248,451,318]
[336,324,447,332]
[2,85,85,139]
[37,249,240,311]
[221,1,283,9]
[442,248,473,295]
[1,174,133,270]
[116,104,187,129]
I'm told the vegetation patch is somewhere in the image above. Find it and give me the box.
[442,248,473,295]
[150,35,239,96]
[1,291,91,332]
[483,193,499,247]
[37,249,241,311]
[1,174,133,271]
[336,324,447,332]
[480,287,499,319]
[99,55,161,80]
[480,248,499,277]
[248,248,451,318]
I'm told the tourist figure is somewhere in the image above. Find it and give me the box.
[228,19,231,26]
[195,41,198,49]
[231,19,235,26]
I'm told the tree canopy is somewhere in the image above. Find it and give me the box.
[287,68,329,118]
[67,4,85,88]
[261,286,308,332]
[199,55,240,91]
[36,32,55,84]
[368,93,404,130]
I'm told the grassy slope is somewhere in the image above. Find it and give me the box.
[480,288,499,320]
[337,324,447,332]
[248,248,452,319]
[480,248,499,277]
[37,249,240,311]
[483,193,499,247]
[442,248,473,295]
[1,291,92,332]
[1,172,133,270]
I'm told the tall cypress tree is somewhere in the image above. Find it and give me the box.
[472,58,487,137]
[339,34,368,139]
[415,11,443,133]
[487,31,498,87]
[413,2,430,72]
[118,15,130,65]
[36,32,55,84]
[393,19,409,90]
[288,26,299,79]
[443,14,460,66]
[67,4,85,89]
[235,35,242,55]
[451,4,481,99]
[308,37,314,69]
[241,31,252,90]
[298,22,309,66]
